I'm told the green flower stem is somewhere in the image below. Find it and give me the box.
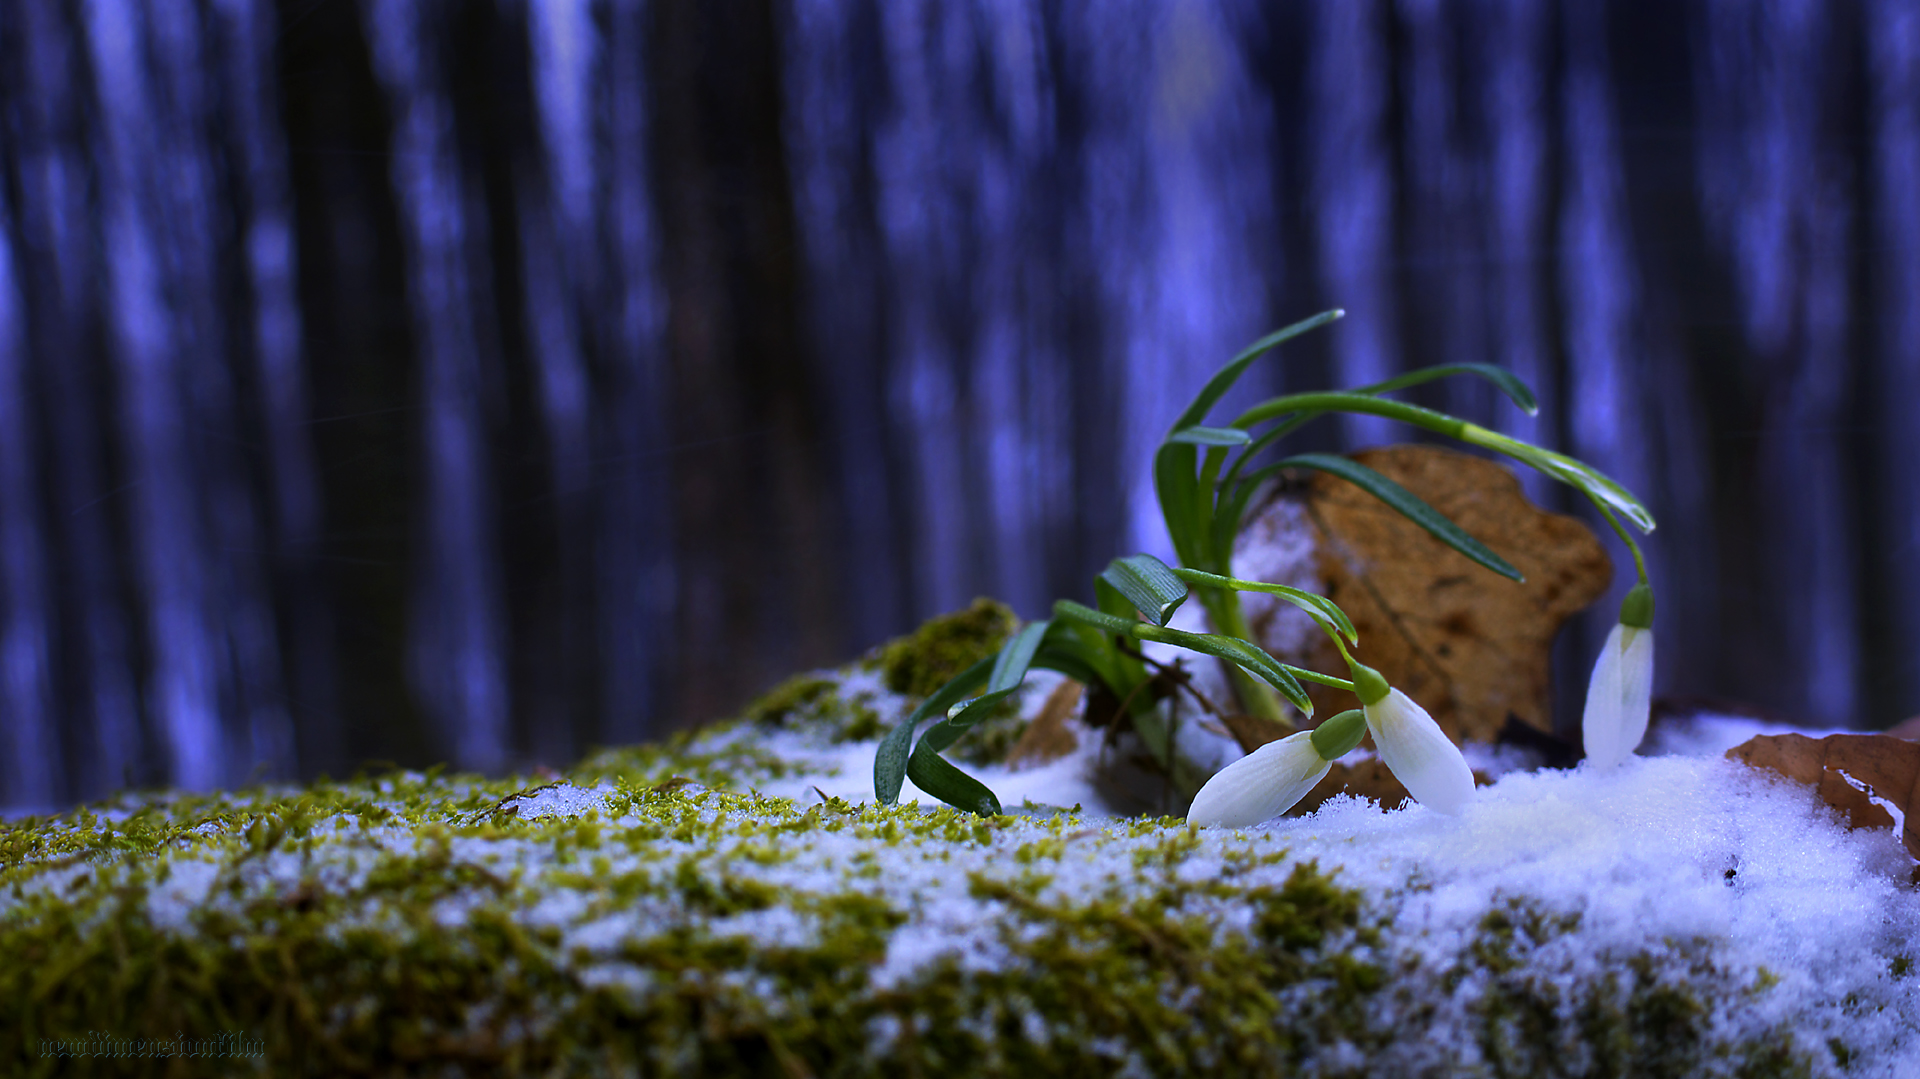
[1228,394,1654,534]
[1589,494,1649,586]
[1287,667,1356,692]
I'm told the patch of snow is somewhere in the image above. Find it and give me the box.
[502,783,618,820]
[146,859,224,931]
[1642,711,1834,759]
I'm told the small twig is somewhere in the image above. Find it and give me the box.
[1103,672,1161,748]
[1114,639,1231,720]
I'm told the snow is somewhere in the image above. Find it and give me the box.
[145,858,224,931]
[500,782,618,820]
[1643,710,1841,758]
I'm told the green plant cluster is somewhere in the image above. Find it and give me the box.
[875,310,1656,818]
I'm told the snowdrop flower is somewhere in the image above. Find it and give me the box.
[1582,583,1654,769]
[1188,709,1370,827]
[1186,731,1330,828]
[1349,662,1476,815]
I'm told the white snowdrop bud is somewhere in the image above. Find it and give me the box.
[1187,731,1332,828]
[1354,670,1476,815]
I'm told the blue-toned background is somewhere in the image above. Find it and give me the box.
[2,0,1915,811]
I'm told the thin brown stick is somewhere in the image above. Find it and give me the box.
[1114,639,1231,720]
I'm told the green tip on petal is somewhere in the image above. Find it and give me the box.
[1347,660,1390,706]
[1310,708,1368,760]
[1619,583,1654,629]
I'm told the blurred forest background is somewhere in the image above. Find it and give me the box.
[2,0,1918,811]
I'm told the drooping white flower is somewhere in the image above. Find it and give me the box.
[1363,687,1477,815]
[1187,731,1331,828]
[1582,623,1654,769]
[1581,582,1655,770]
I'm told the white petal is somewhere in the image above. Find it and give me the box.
[1186,732,1331,828]
[1581,623,1654,769]
[1364,688,1476,815]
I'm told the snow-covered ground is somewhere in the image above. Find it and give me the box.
[5,698,1916,1074]
[699,710,1920,1073]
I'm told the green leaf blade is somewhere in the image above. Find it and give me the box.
[1230,391,1470,438]
[1358,363,1539,416]
[988,620,1051,693]
[1154,441,1204,569]
[1168,566,1359,644]
[1098,554,1190,628]
[1132,623,1314,716]
[1276,453,1524,582]
[873,655,995,805]
[916,685,1024,755]
[1171,309,1345,432]
[1461,427,1657,533]
[1053,598,1138,637]
[1166,425,1252,447]
[906,746,1003,817]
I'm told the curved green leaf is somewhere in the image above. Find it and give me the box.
[1217,411,1324,496]
[1167,566,1358,643]
[1358,363,1539,416]
[1170,309,1344,432]
[1130,623,1313,716]
[1154,441,1205,569]
[1231,391,1469,436]
[1099,555,1189,627]
[1460,425,1656,532]
[905,747,1002,816]
[1274,453,1524,582]
[1031,643,1110,692]
[1167,425,1252,447]
[1053,598,1138,637]
[918,684,1026,755]
[874,655,993,805]
[989,620,1051,693]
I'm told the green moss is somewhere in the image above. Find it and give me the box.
[739,674,886,744]
[1,785,1388,1078]
[869,597,1018,698]
[566,725,796,788]
[1456,898,1820,1079]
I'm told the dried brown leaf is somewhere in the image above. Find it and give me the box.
[1293,446,1611,742]
[1005,679,1084,769]
[1727,733,1920,860]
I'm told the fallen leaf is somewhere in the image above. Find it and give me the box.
[1238,445,1610,743]
[1727,733,1920,860]
[1006,679,1084,769]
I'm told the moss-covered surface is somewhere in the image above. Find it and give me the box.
[0,601,1890,1076]
[1,763,1840,1077]
[735,597,1031,764]
[742,673,887,744]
